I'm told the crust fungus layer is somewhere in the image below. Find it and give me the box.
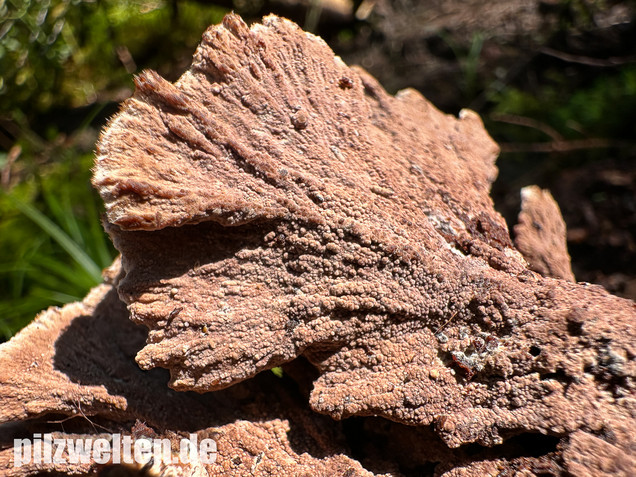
[91,13,636,456]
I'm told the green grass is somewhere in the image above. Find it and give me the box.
[0,147,116,341]
[0,0,230,341]
[1,0,228,119]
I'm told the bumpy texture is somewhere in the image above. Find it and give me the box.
[2,259,604,477]
[91,13,636,462]
[514,185,575,282]
[0,260,376,477]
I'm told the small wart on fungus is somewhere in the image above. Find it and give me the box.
[291,110,309,130]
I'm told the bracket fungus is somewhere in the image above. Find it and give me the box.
[514,185,576,282]
[0,260,375,476]
[1,13,634,476]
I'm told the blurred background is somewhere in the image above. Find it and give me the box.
[1,0,635,341]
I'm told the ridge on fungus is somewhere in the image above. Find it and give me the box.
[92,12,635,458]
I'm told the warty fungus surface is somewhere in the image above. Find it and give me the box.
[0,13,633,476]
[91,14,636,453]
[0,260,376,477]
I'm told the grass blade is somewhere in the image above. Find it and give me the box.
[5,195,102,282]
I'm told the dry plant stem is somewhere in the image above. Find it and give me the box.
[490,112,563,141]
[91,13,636,460]
[499,137,617,154]
[540,47,636,67]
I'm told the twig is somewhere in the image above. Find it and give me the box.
[435,310,459,335]
[499,138,627,154]
[1,144,20,189]
[491,113,564,141]
[540,47,636,67]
